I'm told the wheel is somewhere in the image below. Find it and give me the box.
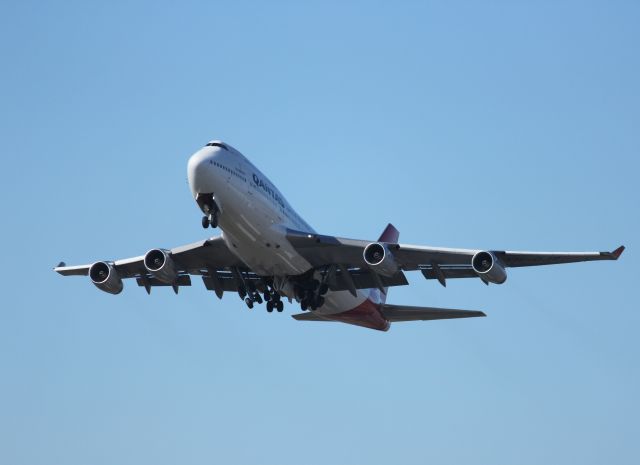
[276,301,284,312]
[209,212,218,228]
[201,216,209,228]
[266,301,274,312]
[301,300,308,311]
[319,283,329,295]
[245,297,254,309]
[254,293,263,304]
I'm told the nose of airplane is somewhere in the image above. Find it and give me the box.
[187,147,217,198]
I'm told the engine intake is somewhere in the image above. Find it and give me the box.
[144,249,177,283]
[471,251,507,284]
[363,242,399,277]
[89,261,123,294]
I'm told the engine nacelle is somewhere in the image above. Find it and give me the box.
[471,251,507,284]
[363,242,399,277]
[144,248,177,283]
[89,261,123,294]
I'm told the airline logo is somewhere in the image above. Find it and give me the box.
[252,173,285,209]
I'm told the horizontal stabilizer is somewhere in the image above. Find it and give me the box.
[292,304,486,324]
[291,312,332,322]
[380,303,486,322]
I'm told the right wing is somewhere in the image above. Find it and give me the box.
[286,228,624,287]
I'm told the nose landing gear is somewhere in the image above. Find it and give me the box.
[197,193,219,229]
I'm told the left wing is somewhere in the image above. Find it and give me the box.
[55,236,243,278]
[55,236,250,296]
[286,228,624,287]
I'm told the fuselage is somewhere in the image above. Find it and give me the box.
[187,141,389,330]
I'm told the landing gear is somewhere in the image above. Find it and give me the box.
[295,280,328,312]
[198,193,219,229]
[318,283,329,296]
[238,281,285,313]
[202,210,219,228]
[208,210,218,228]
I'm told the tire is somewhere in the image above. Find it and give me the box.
[276,301,284,312]
[319,283,329,295]
[301,300,308,311]
[266,301,274,312]
[201,216,209,228]
[255,294,263,304]
[245,297,253,309]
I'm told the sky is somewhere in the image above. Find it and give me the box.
[0,1,638,464]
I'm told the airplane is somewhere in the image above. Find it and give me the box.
[54,140,625,331]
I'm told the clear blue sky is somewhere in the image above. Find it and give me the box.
[1,1,638,464]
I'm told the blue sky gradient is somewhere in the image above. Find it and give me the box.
[1,1,638,464]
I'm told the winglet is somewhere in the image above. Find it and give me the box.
[611,245,625,260]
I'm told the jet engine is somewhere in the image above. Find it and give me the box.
[471,251,507,284]
[89,261,123,294]
[144,249,178,283]
[363,242,399,277]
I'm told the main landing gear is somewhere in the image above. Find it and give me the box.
[241,285,284,313]
[295,280,328,312]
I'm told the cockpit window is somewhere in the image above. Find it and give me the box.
[205,142,229,150]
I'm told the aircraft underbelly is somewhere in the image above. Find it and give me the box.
[314,290,368,315]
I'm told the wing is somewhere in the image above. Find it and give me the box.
[286,229,624,287]
[54,236,255,296]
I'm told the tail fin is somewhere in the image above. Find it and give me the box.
[376,223,399,303]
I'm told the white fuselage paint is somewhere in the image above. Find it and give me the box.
[187,142,375,316]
